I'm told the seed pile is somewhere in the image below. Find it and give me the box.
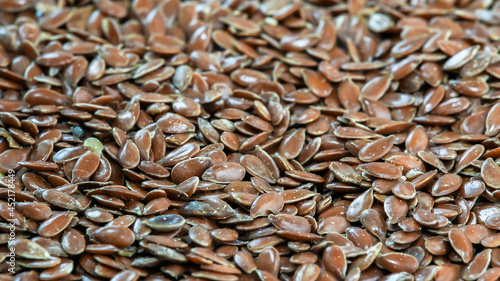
[1,0,500,280]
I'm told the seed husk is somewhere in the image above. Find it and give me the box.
[2,1,500,279]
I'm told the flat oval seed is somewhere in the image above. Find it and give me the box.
[329,162,362,184]
[38,212,76,237]
[234,251,257,274]
[346,188,373,222]
[449,228,474,263]
[202,162,246,183]
[3,1,500,278]
[91,226,135,248]
[443,45,480,70]
[431,174,462,196]
[358,135,395,162]
[144,214,186,232]
[392,181,416,199]
[375,252,419,273]
[360,209,386,240]
[385,196,408,224]
[189,225,212,247]
[481,158,500,189]
[279,128,306,159]
[323,245,346,279]
[256,246,280,276]
[61,228,85,255]
[302,68,332,97]
[111,270,139,281]
[42,189,81,210]
[358,162,402,180]
[269,214,311,233]
[250,192,284,218]
[118,140,140,169]
[72,151,99,183]
[462,249,491,280]
[14,238,51,259]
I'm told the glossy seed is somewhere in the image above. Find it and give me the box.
[375,252,419,273]
[358,135,394,162]
[323,245,346,279]
[71,151,99,183]
[449,228,474,263]
[1,1,500,279]
[346,188,373,222]
[431,174,462,196]
[91,226,135,248]
[481,158,500,189]
[15,239,51,259]
[144,214,186,232]
[358,163,402,180]
[250,192,284,218]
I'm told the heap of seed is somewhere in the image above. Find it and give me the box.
[1,0,500,280]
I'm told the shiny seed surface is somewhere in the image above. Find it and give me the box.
[2,0,500,279]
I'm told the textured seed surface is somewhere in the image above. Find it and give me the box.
[3,0,500,279]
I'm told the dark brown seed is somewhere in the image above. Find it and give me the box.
[385,196,408,224]
[431,174,462,197]
[91,226,135,248]
[250,192,284,218]
[443,45,480,70]
[375,252,419,273]
[144,214,186,232]
[38,211,76,237]
[234,251,257,274]
[72,151,99,183]
[361,75,393,101]
[36,51,74,67]
[202,162,246,183]
[279,128,306,159]
[118,140,140,169]
[449,228,474,263]
[14,239,51,259]
[346,188,373,222]
[392,181,416,200]
[462,249,491,280]
[323,245,346,279]
[241,155,275,183]
[1,1,499,279]
[42,189,81,211]
[358,135,394,162]
[24,88,71,107]
[111,270,139,281]
[329,161,362,184]
[171,157,211,184]
[360,209,386,240]
[481,158,500,189]
[317,216,349,234]
[61,228,85,255]
[358,162,402,180]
